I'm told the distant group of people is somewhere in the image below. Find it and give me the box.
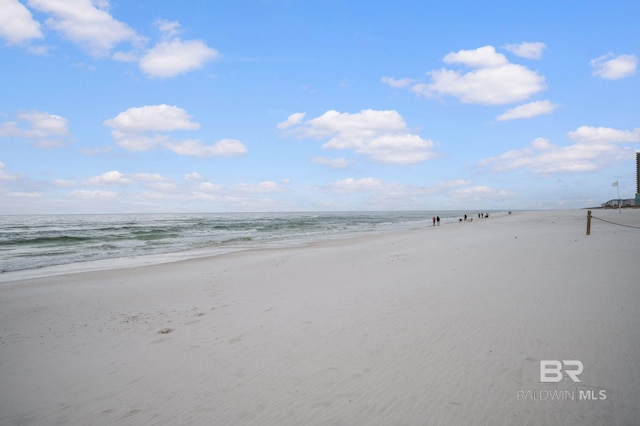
[432,212,493,226]
[461,213,489,222]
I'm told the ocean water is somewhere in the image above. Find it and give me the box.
[0,210,502,279]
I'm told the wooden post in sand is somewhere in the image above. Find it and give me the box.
[586,210,592,235]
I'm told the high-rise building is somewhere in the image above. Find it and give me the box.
[637,152,640,194]
[636,152,640,205]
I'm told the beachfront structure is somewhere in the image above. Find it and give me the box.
[602,198,636,208]
[604,152,640,208]
[636,152,640,206]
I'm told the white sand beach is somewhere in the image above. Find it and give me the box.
[1,209,639,425]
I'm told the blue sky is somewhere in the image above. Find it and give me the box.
[1,0,639,214]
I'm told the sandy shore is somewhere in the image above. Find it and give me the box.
[1,209,639,425]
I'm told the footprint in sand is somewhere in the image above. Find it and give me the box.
[229,335,243,344]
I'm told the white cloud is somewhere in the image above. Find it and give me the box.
[52,179,77,187]
[389,45,545,105]
[104,104,200,133]
[0,110,71,146]
[443,45,508,68]
[317,177,499,209]
[0,162,21,181]
[194,182,224,193]
[184,172,205,181]
[27,0,144,57]
[154,19,181,38]
[111,50,138,62]
[12,3,217,78]
[328,177,386,194]
[104,104,246,156]
[139,39,219,78]
[68,190,118,200]
[85,171,176,193]
[146,182,179,192]
[591,53,637,80]
[567,126,640,144]
[131,173,170,183]
[311,157,353,168]
[26,44,48,55]
[416,64,545,105]
[233,181,287,194]
[497,100,559,121]
[109,132,170,152]
[503,42,546,60]
[277,112,306,130]
[5,191,43,198]
[165,139,248,157]
[478,137,633,174]
[0,0,43,45]
[449,185,516,201]
[138,20,219,78]
[86,170,131,186]
[281,109,439,165]
[436,179,472,188]
[380,76,416,88]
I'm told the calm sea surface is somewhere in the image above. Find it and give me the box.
[0,211,504,279]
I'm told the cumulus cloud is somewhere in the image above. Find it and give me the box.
[85,170,132,186]
[139,19,219,78]
[443,45,508,68]
[280,109,439,165]
[165,139,247,157]
[314,177,502,208]
[449,185,516,201]
[69,190,118,200]
[139,39,219,78]
[5,191,44,198]
[233,181,288,194]
[130,173,169,183]
[496,100,559,121]
[325,177,466,196]
[380,76,416,88]
[0,110,71,147]
[104,104,247,157]
[503,42,546,59]
[27,0,144,57]
[311,157,353,168]
[84,171,175,194]
[0,0,43,45]
[104,104,200,133]
[591,53,637,80]
[478,136,633,174]
[7,3,218,78]
[0,162,21,181]
[184,172,205,181]
[193,181,224,193]
[277,112,306,130]
[328,177,386,194]
[568,126,640,144]
[386,45,545,105]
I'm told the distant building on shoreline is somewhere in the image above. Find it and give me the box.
[637,152,640,206]
[602,198,636,208]
[601,152,640,208]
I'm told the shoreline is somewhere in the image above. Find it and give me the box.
[0,210,507,284]
[1,209,639,425]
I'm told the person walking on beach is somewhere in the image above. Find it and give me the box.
[436,216,440,226]
[432,216,436,226]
